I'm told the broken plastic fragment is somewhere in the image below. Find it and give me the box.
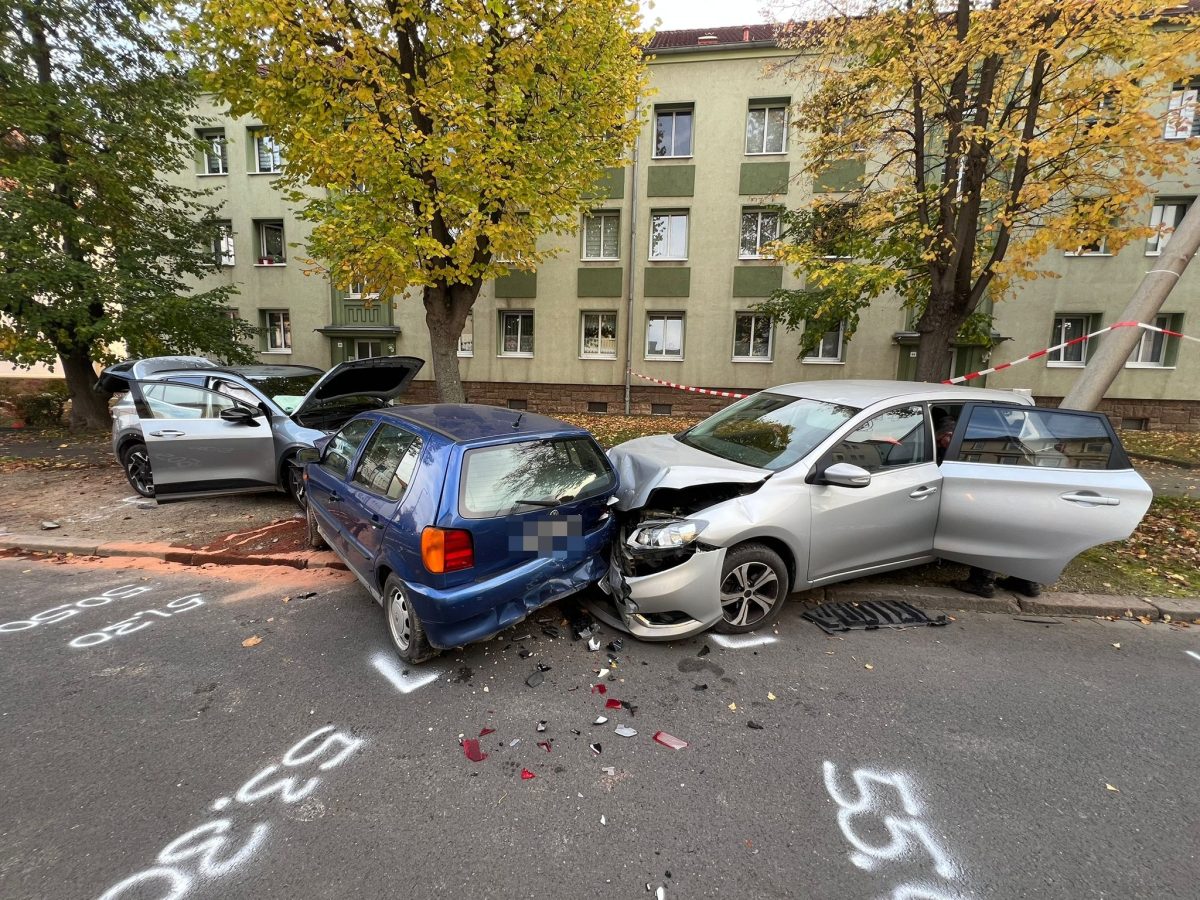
[602,766,616,775]
[479,727,496,737]
[536,662,551,672]
[614,725,637,738]
[656,887,666,899]
[591,683,607,695]
[605,698,622,710]
[537,740,552,753]
[596,668,610,679]
[608,639,623,652]
[520,768,536,780]
[594,715,608,725]
[590,742,602,755]
[600,815,607,826]
[693,683,708,691]
[653,731,688,750]
[509,738,521,747]
[536,720,547,732]
[542,625,561,639]
[621,700,637,716]
[462,739,487,762]
[747,720,764,730]
[526,671,544,688]
[518,649,533,659]
[588,636,601,651]
[697,645,710,657]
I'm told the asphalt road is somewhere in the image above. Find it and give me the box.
[1,556,1197,900]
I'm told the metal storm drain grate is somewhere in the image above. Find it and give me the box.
[803,600,948,634]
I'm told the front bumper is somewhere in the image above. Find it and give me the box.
[585,545,726,641]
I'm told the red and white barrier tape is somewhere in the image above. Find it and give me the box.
[631,371,748,399]
[943,320,1200,385]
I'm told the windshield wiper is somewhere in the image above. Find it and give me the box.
[516,498,560,508]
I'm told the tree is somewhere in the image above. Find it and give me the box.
[183,0,650,403]
[0,0,257,428]
[761,0,1200,382]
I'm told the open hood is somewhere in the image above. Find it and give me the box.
[292,356,424,418]
[608,433,770,511]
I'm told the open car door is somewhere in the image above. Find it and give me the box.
[934,403,1153,584]
[129,380,277,501]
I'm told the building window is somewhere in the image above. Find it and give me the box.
[254,220,285,264]
[649,211,688,260]
[353,339,383,359]
[458,312,474,357]
[252,130,283,173]
[211,221,235,266]
[588,401,608,414]
[1127,315,1174,367]
[582,211,620,260]
[507,399,528,410]
[263,310,291,352]
[745,102,788,155]
[500,311,534,357]
[1146,199,1192,255]
[1048,315,1095,366]
[1065,235,1109,256]
[654,105,693,158]
[197,129,227,175]
[733,313,773,361]
[803,321,845,363]
[739,208,780,259]
[651,403,672,416]
[1164,78,1200,139]
[645,313,684,360]
[581,312,618,359]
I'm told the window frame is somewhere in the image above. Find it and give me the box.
[350,423,422,501]
[1146,198,1193,256]
[254,219,286,265]
[732,312,774,362]
[803,321,846,364]
[745,102,789,155]
[653,105,694,159]
[739,208,781,260]
[1126,314,1174,368]
[251,130,283,174]
[581,210,621,261]
[648,211,689,261]
[1164,79,1200,140]
[644,312,685,361]
[1047,314,1095,367]
[211,221,235,267]
[197,128,228,176]
[263,309,292,354]
[457,311,474,358]
[498,310,534,358]
[580,311,619,360]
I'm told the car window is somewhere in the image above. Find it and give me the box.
[140,382,242,420]
[351,424,422,501]
[953,407,1117,469]
[677,392,859,471]
[210,378,261,408]
[828,404,928,473]
[459,438,615,519]
[320,419,377,479]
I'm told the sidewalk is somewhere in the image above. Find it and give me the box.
[4,531,1197,624]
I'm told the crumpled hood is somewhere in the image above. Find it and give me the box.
[608,433,770,511]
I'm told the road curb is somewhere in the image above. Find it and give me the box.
[0,534,347,572]
[1127,451,1199,470]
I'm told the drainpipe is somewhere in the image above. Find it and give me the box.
[623,105,641,416]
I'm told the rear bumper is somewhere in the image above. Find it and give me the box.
[406,520,615,649]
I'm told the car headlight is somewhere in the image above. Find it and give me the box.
[627,519,706,550]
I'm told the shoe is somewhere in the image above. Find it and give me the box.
[953,579,995,599]
[998,576,1041,597]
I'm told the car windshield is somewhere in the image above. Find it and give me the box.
[677,392,860,470]
[459,437,616,519]
[244,374,322,413]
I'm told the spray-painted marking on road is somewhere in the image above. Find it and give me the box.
[69,594,205,649]
[823,761,973,899]
[94,725,365,900]
[709,633,777,650]
[0,584,153,635]
[1186,650,1200,663]
[371,651,440,693]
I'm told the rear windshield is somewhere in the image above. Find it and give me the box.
[459,438,615,519]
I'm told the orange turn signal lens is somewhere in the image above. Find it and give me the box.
[421,527,474,574]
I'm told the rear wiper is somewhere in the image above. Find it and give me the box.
[516,498,560,508]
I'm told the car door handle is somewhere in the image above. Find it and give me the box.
[369,514,384,529]
[909,486,939,499]
[328,492,341,503]
[148,429,186,437]
[1061,492,1120,507]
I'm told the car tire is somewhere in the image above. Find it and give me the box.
[285,456,306,510]
[305,503,328,551]
[713,542,790,634]
[383,574,438,665]
[120,441,155,498]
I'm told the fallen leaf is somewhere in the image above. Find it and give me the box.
[1137,615,1152,625]
[1112,643,1121,649]
[1105,783,1119,793]
[767,692,777,701]
[864,663,874,670]
[241,635,262,648]
[728,702,737,711]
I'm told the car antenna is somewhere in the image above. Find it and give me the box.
[513,413,523,429]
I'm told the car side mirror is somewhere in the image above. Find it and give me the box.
[219,405,261,426]
[295,448,321,464]
[822,462,872,488]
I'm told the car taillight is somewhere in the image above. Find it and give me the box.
[421,527,474,574]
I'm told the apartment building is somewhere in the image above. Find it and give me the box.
[174,25,1200,429]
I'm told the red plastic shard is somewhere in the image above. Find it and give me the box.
[605,698,622,709]
[591,684,607,695]
[520,768,536,780]
[462,739,488,762]
[479,727,496,737]
[653,731,688,750]
[537,740,552,753]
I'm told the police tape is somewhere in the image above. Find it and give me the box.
[631,371,748,399]
[942,319,1200,385]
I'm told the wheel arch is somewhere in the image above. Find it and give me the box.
[729,534,798,593]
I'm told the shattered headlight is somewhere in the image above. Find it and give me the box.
[627,519,706,550]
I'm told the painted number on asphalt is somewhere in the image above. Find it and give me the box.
[69,594,205,648]
[0,584,152,635]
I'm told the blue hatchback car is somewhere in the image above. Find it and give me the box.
[303,404,618,663]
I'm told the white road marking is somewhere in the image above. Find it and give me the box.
[1186,650,1200,663]
[709,633,777,649]
[370,652,440,693]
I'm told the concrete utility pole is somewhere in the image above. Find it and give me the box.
[1061,197,1200,411]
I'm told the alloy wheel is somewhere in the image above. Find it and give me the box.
[719,561,780,628]
[125,447,154,497]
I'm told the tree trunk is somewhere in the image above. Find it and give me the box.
[423,281,479,403]
[913,299,963,383]
[58,348,111,430]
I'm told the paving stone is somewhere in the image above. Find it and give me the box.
[1018,593,1159,619]
[1143,597,1200,623]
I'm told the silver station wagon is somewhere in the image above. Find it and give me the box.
[590,380,1153,641]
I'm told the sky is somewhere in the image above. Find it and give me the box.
[641,0,775,31]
